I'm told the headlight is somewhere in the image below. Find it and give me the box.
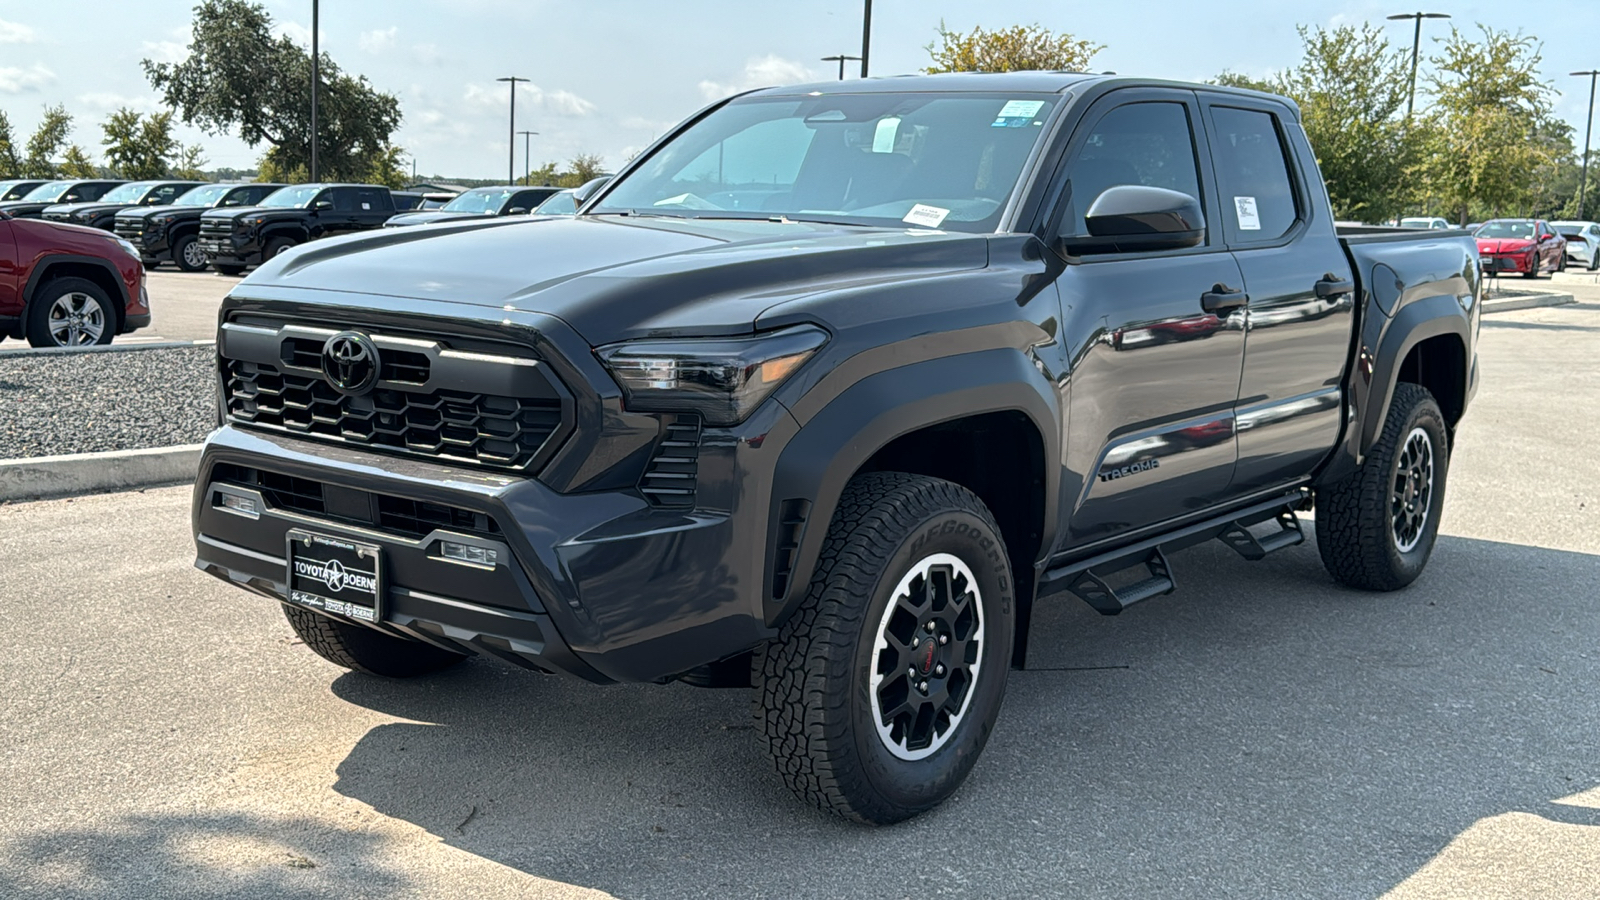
[597,325,828,425]
[114,237,140,259]
[149,215,173,226]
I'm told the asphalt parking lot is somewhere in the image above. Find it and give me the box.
[1,300,1597,898]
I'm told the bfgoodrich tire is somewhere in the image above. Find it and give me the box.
[757,472,1015,824]
[282,604,468,677]
[1315,383,1450,591]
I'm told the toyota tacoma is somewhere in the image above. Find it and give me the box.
[197,183,397,275]
[193,74,1481,823]
[114,182,287,272]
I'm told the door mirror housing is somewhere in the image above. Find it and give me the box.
[505,207,529,215]
[1058,184,1205,255]
[312,200,334,211]
[571,175,613,208]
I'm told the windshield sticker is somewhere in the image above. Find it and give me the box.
[993,99,1045,127]
[902,204,950,228]
[1234,196,1261,231]
[872,117,901,153]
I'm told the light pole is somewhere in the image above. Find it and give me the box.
[860,0,872,78]
[310,0,319,182]
[821,55,861,80]
[495,76,529,186]
[1574,70,1600,220]
[1386,11,1451,120]
[517,130,538,185]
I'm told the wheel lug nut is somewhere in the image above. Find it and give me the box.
[918,680,929,693]
[908,666,917,677]
[938,634,948,645]
[924,621,936,633]
[934,664,945,676]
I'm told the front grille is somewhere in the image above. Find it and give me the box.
[213,463,501,540]
[42,210,72,223]
[225,360,563,471]
[280,337,430,384]
[639,415,701,507]
[199,218,234,238]
[112,219,144,240]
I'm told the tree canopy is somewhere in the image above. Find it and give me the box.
[0,112,21,177]
[103,108,179,179]
[23,106,73,179]
[144,0,402,182]
[925,23,1102,74]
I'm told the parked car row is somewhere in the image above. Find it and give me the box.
[1393,213,1600,276]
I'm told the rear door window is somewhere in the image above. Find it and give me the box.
[1207,106,1300,243]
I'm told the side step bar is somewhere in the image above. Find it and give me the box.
[1036,490,1309,620]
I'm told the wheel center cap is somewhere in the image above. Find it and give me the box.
[915,636,939,676]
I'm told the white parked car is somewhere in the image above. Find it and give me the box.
[1551,220,1600,271]
[1399,216,1453,230]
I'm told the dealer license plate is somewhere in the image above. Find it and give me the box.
[286,530,383,623]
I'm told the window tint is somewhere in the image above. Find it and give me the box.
[1209,106,1298,242]
[1060,101,1201,239]
[329,189,356,211]
[355,188,387,211]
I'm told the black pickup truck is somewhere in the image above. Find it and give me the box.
[192,74,1480,824]
[383,185,561,228]
[0,179,125,219]
[197,183,396,275]
[114,182,286,271]
[42,180,204,231]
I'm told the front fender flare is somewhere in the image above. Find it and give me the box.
[764,348,1060,628]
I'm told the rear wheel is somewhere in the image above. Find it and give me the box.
[264,237,299,260]
[281,604,468,677]
[214,264,245,276]
[1315,383,1449,591]
[25,277,117,348]
[172,234,209,272]
[1589,248,1599,271]
[757,472,1015,824]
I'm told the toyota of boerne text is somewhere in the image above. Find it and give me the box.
[192,73,1480,824]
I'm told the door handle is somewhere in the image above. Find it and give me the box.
[1315,275,1354,298]
[1200,284,1248,314]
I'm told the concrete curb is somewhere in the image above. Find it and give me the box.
[0,339,214,359]
[0,444,203,504]
[1482,291,1576,314]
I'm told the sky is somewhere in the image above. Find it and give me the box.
[2,0,1600,181]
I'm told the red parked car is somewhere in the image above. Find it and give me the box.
[0,209,149,348]
[1474,218,1567,278]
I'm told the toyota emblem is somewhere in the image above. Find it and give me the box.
[321,332,381,395]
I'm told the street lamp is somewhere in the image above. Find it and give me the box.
[820,54,861,80]
[517,130,538,185]
[495,76,530,186]
[1386,11,1451,119]
[860,0,872,78]
[309,0,319,182]
[1573,70,1600,220]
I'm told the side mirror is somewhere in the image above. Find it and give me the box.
[506,207,529,215]
[571,175,613,207]
[313,200,334,211]
[1058,184,1205,255]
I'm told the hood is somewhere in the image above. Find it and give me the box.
[203,205,303,222]
[384,210,490,227]
[28,216,130,241]
[0,200,57,215]
[1477,237,1535,253]
[118,203,206,221]
[43,201,129,218]
[242,215,991,344]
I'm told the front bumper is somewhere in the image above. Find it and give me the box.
[193,412,797,684]
[1481,252,1535,274]
[199,235,260,266]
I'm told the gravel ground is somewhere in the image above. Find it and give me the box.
[0,346,217,459]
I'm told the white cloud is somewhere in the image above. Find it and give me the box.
[76,92,161,113]
[699,55,814,101]
[463,82,596,118]
[411,43,444,66]
[358,26,397,54]
[274,21,323,47]
[0,19,36,44]
[141,39,187,64]
[0,63,55,94]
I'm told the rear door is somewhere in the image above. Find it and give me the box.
[353,188,393,229]
[1045,88,1249,547]
[1197,94,1355,493]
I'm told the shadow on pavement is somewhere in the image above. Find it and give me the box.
[0,812,411,900]
[324,531,1600,899]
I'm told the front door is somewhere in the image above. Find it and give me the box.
[1045,90,1248,549]
[1198,96,1355,493]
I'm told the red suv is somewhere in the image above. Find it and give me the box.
[0,210,149,347]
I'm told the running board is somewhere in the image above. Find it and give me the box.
[1036,490,1309,621]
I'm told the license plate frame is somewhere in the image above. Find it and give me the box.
[285,529,384,624]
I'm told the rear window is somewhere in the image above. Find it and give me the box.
[1208,106,1300,242]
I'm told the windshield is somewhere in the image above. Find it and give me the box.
[536,191,576,215]
[173,184,233,207]
[23,181,74,201]
[260,185,323,208]
[1554,224,1587,237]
[1477,221,1534,239]
[0,180,32,200]
[443,188,512,214]
[592,92,1058,232]
[97,182,160,204]
[1399,218,1434,228]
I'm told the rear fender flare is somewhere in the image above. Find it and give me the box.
[765,349,1060,627]
[1359,292,1470,454]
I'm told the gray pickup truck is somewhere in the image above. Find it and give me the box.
[192,73,1480,823]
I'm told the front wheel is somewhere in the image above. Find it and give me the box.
[25,277,117,348]
[757,472,1015,824]
[282,605,468,677]
[172,234,209,272]
[1315,383,1449,591]
[1523,252,1541,278]
[213,264,245,276]
[264,237,299,260]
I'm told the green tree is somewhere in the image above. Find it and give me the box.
[364,143,406,188]
[59,145,99,178]
[0,111,22,176]
[1211,71,1277,93]
[103,108,179,179]
[173,143,209,180]
[1422,25,1567,223]
[925,22,1102,74]
[23,105,73,178]
[567,152,606,185]
[524,161,559,186]
[144,0,403,182]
